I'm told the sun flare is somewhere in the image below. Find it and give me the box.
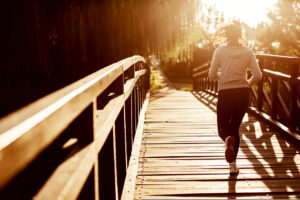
[202,0,278,28]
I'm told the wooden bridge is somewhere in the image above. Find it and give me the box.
[0,55,300,199]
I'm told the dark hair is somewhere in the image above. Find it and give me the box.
[213,20,245,47]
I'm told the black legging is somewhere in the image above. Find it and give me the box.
[217,87,249,160]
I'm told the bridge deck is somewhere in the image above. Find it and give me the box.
[134,87,300,199]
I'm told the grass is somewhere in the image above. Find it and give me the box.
[150,66,163,90]
[176,86,193,91]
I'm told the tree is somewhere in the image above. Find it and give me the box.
[255,0,300,56]
[0,0,212,116]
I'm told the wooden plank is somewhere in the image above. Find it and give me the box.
[138,194,300,199]
[138,167,300,176]
[134,88,300,199]
[136,179,300,194]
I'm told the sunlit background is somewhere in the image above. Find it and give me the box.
[203,0,277,28]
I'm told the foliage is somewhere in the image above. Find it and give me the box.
[0,0,212,115]
[0,0,212,88]
[150,66,163,90]
[135,0,207,64]
[255,0,300,56]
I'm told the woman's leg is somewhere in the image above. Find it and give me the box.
[217,88,249,161]
[217,90,232,141]
[230,88,249,157]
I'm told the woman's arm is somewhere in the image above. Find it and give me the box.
[209,47,221,80]
[247,50,262,87]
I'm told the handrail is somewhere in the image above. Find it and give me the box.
[193,53,300,139]
[256,54,300,63]
[0,55,150,199]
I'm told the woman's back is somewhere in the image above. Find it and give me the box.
[209,20,262,91]
[209,44,260,91]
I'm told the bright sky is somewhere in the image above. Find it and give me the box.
[203,0,278,28]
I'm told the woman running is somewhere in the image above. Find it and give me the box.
[209,21,262,174]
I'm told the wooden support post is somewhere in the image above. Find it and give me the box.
[115,108,127,199]
[145,64,150,90]
[207,78,210,91]
[257,58,264,111]
[98,130,116,200]
[271,77,278,120]
[93,99,100,200]
[123,105,128,169]
[133,86,137,137]
[137,80,141,114]
[193,77,196,91]
[94,160,100,200]
[125,95,133,166]
[289,63,299,131]
[112,125,119,200]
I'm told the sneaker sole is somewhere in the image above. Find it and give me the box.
[225,136,235,163]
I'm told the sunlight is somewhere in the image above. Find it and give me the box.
[203,0,278,28]
[254,121,263,138]
[242,113,249,122]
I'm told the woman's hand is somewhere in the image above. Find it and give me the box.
[217,72,221,79]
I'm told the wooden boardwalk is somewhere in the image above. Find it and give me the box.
[134,87,300,199]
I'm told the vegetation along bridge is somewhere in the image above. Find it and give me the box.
[0,54,300,199]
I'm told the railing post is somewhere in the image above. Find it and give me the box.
[115,108,127,199]
[205,77,208,92]
[132,86,137,137]
[98,130,116,200]
[193,76,196,91]
[146,64,150,91]
[125,95,133,165]
[209,79,212,92]
[289,63,299,131]
[200,79,202,91]
[271,77,278,120]
[257,58,264,111]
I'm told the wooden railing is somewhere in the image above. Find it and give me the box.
[193,54,300,137]
[0,56,150,200]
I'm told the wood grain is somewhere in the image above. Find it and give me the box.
[134,88,300,199]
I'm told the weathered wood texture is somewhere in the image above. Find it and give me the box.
[134,88,300,199]
[0,56,149,200]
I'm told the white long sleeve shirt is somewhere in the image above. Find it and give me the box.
[209,44,262,91]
